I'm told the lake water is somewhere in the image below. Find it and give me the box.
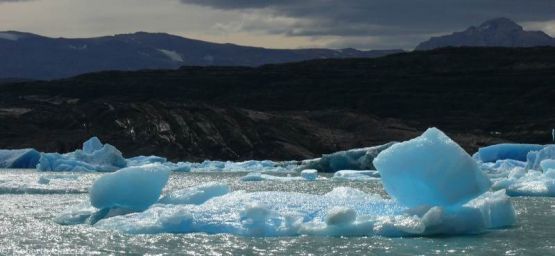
[0,169,554,255]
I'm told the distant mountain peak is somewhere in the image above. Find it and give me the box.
[416,17,555,50]
[477,17,523,32]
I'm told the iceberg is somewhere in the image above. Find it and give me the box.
[493,169,555,197]
[0,149,41,168]
[301,143,396,172]
[332,170,380,181]
[89,163,170,211]
[540,159,555,171]
[158,182,230,205]
[37,137,127,172]
[476,144,544,162]
[300,169,318,181]
[91,186,513,237]
[526,145,555,171]
[57,128,516,237]
[373,128,491,207]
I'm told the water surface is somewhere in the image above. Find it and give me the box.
[0,170,553,255]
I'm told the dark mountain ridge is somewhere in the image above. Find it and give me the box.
[1,47,554,161]
[0,31,401,80]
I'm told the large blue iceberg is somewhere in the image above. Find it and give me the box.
[374,128,491,207]
[90,163,170,211]
[476,144,544,163]
[56,128,516,237]
[37,137,127,172]
[0,149,41,168]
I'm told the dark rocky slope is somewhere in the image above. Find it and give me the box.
[1,47,554,160]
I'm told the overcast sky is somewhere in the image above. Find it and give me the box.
[0,0,554,50]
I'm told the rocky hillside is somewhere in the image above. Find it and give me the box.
[1,47,554,160]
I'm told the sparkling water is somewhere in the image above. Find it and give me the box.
[0,170,554,255]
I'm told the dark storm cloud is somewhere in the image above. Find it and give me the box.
[180,0,555,36]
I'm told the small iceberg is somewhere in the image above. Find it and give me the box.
[0,149,41,168]
[476,144,544,162]
[301,143,396,172]
[36,137,127,172]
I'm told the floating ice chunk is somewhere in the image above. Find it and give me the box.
[540,159,555,172]
[300,169,318,181]
[302,143,396,172]
[158,183,230,205]
[83,137,103,154]
[89,163,170,211]
[126,155,168,166]
[525,145,555,171]
[55,202,99,225]
[504,170,555,197]
[373,128,491,207]
[478,159,527,182]
[37,137,127,172]
[0,149,41,168]
[477,144,544,162]
[464,190,516,228]
[92,186,515,237]
[332,170,380,181]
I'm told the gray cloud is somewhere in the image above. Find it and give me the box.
[180,0,555,47]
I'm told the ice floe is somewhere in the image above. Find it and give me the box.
[476,144,544,162]
[37,137,127,172]
[56,128,517,237]
[0,149,40,168]
[301,143,396,172]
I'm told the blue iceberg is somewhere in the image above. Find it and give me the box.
[158,183,230,205]
[525,145,555,171]
[0,149,41,168]
[37,137,127,172]
[89,163,170,211]
[57,128,516,237]
[476,143,544,163]
[540,159,555,171]
[373,128,491,207]
[493,169,555,197]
